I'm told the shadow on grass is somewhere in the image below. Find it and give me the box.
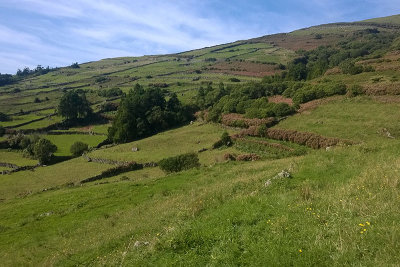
[49,155,74,165]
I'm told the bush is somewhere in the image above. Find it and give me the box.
[347,85,364,97]
[0,126,5,137]
[158,153,200,173]
[229,78,241,82]
[272,103,295,117]
[213,131,233,149]
[33,138,57,164]
[70,141,89,157]
[98,87,123,97]
[0,112,10,122]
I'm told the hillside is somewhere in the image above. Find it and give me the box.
[1,14,400,265]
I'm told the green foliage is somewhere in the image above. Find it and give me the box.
[58,90,92,121]
[108,84,194,143]
[0,112,10,122]
[0,73,14,86]
[213,131,233,149]
[97,87,123,97]
[0,125,5,137]
[292,82,347,104]
[347,85,364,97]
[158,153,200,173]
[70,141,89,157]
[32,138,57,164]
[70,62,80,68]
[229,77,241,82]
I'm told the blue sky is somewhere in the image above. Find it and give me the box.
[0,0,399,74]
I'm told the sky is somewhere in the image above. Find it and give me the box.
[0,0,399,74]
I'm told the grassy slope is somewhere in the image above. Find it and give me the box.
[1,96,400,265]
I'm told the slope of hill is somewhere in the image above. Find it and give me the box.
[1,14,400,265]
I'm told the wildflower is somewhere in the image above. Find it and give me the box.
[360,231,364,234]
[366,221,370,226]
[364,229,367,232]
[299,249,302,253]
[359,223,365,227]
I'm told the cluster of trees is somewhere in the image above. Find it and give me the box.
[282,30,396,81]
[0,73,13,86]
[196,82,295,121]
[108,84,195,143]
[16,65,55,77]
[286,82,347,104]
[8,134,57,164]
[97,87,123,97]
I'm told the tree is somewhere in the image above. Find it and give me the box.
[33,138,57,164]
[58,90,92,121]
[70,141,89,157]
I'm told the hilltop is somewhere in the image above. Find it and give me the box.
[1,14,400,265]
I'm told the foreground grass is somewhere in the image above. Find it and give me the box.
[0,143,399,265]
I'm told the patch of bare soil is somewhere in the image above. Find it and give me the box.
[268,95,293,105]
[207,61,281,77]
[77,125,93,132]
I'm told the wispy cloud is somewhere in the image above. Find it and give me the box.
[0,0,399,73]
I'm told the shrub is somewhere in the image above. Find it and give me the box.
[213,131,233,149]
[33,138,57,164]
[272,103,295,117]
[70,141,89,157]
[158,153,200,173]
[0,126,5,137]
[0,112,10,122]
[229,78,241,82]
[347,85,364,97]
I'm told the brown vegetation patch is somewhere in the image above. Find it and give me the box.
[234,126,355,149]
[250,33,341,51]
[268,95,293,105]
[234,137,294,151]
[363,83,400,95]
[371,95,400,103]
[221,113,276,128]
[207,61,281,77]
[324,67,342,75]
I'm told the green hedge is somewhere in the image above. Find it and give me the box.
[158,153,200,173]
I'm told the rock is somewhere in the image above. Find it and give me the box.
[276,170,291,178]
[326,146,332,151]
[134,241,149,247]
[132,147,139,152]
[264,179,272,187]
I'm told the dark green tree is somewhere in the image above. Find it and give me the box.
[58,90,92,120]
[33,138,57,164]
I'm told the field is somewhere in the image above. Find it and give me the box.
[0,14,400,266]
